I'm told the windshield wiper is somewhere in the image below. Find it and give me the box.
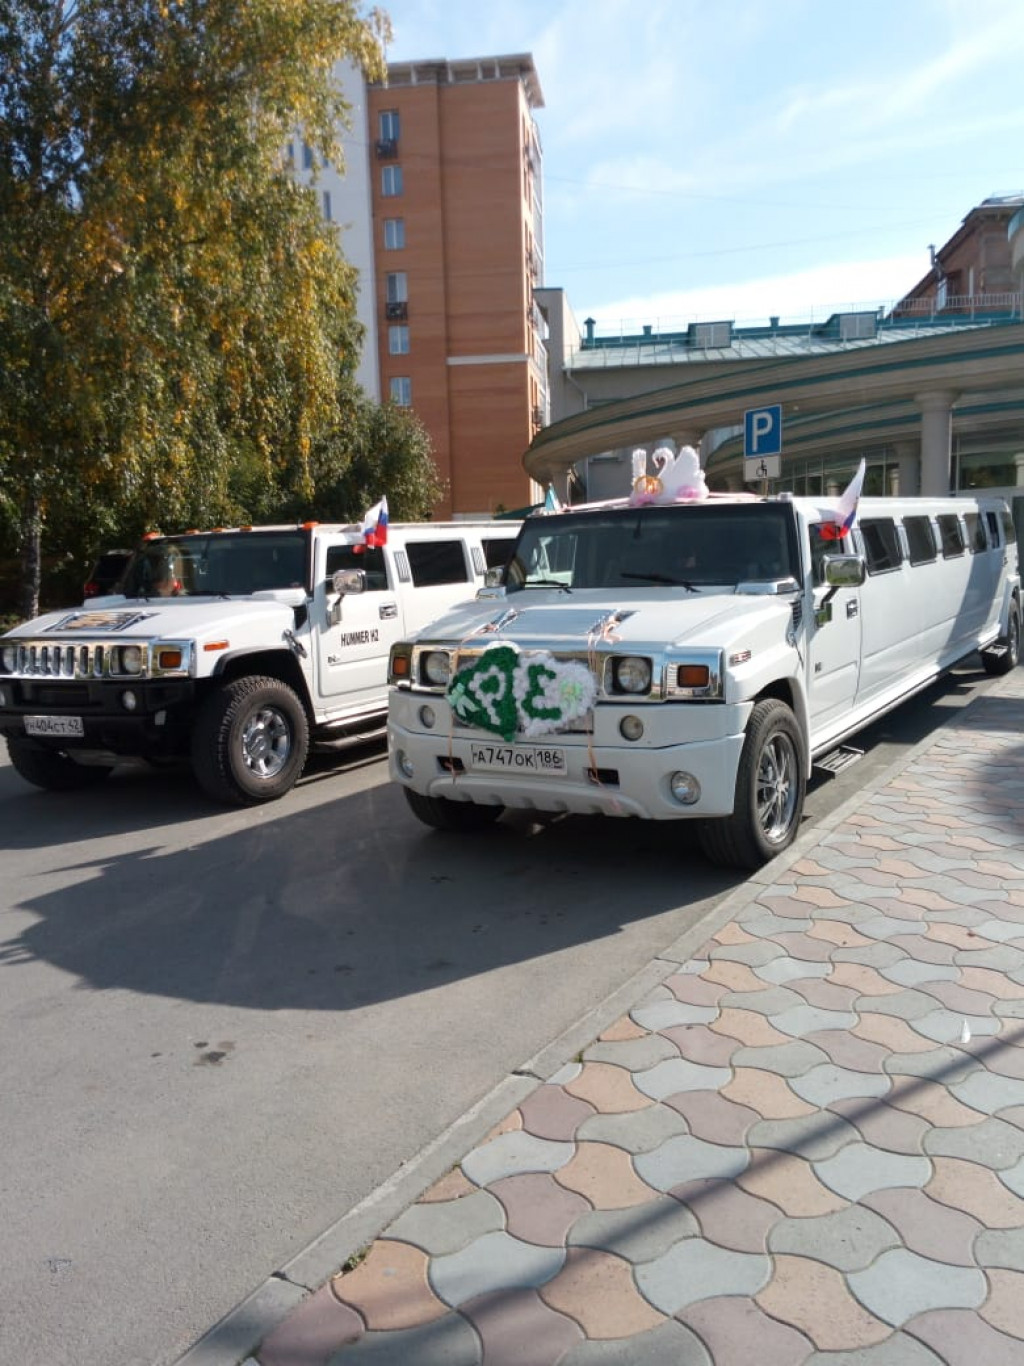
[524,578,572,593]
[620,571,697,592]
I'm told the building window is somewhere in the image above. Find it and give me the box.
[388,325,409,355]
[322,190,332,221]
[379,110,400,142]
[390,376,412,406]
[384,218,405,250]
[302,141,314,171]
[381,165,403,197]
[386,272,408,304]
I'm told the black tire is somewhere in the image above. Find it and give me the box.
[403,787,504,832]
[981,601,1020,676]
[699,698,806,870]
[191,675,309,806]
[7,738,113,792]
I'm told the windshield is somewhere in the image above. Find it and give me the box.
[121,531,310,598]
[505,504,799,593]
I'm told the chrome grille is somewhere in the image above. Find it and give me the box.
[7,639,121,679]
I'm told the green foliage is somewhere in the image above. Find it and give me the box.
[0,0,400,617]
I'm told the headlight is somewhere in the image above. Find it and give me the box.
[1,645,17,672]
[422,650,452,687]
[117,645,144,675]
[613,656,652,694]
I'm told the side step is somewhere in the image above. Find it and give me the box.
[313,722,388,752]
[814,744,865,777]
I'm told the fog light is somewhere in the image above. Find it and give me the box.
[121,689,138,711]
[620,715,644,741]
[669,771,701,805]
[396,749,415,779]
[419,704,437,729]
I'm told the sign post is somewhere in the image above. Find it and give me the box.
[743,405,783,489]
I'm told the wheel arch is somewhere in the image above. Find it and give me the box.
[752,675,811,776]
[206,649,313,722]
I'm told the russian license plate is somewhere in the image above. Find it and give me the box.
[24,715,84,738]
[470,743,566,775]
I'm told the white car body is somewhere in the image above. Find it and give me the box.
[0,519,519,804]
[388,492,1020,867]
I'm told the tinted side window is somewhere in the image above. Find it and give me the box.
[860,518,902,574]
[326,544,389,590]
[1001,509,1015,546]
[903,516,936,565]
[406,540,469,586]
[808,524,852,586]
[937,514,964,557]
[482,537,516,569]
[986,511,1001,547]
[964,512,987,553]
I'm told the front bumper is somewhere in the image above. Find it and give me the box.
[0,676,198,757]
[387,689,750,820]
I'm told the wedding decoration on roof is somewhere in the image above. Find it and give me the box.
[629,445,708,506]
[447,641,596,742]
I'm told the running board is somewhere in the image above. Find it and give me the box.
[313,722,388,752]
[813,744,865,776]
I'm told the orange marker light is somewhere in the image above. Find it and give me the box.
[677,665,710,688]
[157,649,183,669]
[203,640,230,652]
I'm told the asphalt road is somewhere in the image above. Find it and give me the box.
[0,661,994,1366]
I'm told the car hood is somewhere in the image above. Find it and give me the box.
[4,594,297,641]
[418,587,794,652]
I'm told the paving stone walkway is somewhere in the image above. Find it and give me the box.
[254,670,1024,1366]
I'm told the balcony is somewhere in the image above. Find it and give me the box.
[385,300,408,321]
[375,138,398,159]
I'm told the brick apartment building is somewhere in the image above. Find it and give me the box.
[309,54,548,519]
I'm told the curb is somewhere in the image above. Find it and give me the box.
[172,671,1003,1366]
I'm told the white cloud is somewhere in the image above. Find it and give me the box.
[586,253,929,333]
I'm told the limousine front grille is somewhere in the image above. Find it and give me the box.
[1,638,192,681]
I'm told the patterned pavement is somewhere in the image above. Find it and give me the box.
[253,670,1024,1366]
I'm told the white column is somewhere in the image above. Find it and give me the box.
[891,440,920,497]
[915,391,958,496]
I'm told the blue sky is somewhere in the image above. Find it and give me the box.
[379,0,1024,335]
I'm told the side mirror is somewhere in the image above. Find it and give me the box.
[483,567,504,588]
[331,569,366,596]
[329,568,365,623]
[822,554,866,588]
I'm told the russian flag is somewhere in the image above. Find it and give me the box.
[821,459,866,541]
[361,496,388,548]
[835,459,866,534]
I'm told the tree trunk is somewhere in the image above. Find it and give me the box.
[19,486,43,623]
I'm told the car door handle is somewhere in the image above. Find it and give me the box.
[379,603,398,619]
[847,600,859,618]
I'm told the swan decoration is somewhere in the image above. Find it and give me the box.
[629,444,709,506]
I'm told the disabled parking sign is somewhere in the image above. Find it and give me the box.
[744,405,782,480]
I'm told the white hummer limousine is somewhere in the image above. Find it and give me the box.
[387,491,1020,868]
[0,519,518,804]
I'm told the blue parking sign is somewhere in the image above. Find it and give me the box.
[744,405,783,457]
